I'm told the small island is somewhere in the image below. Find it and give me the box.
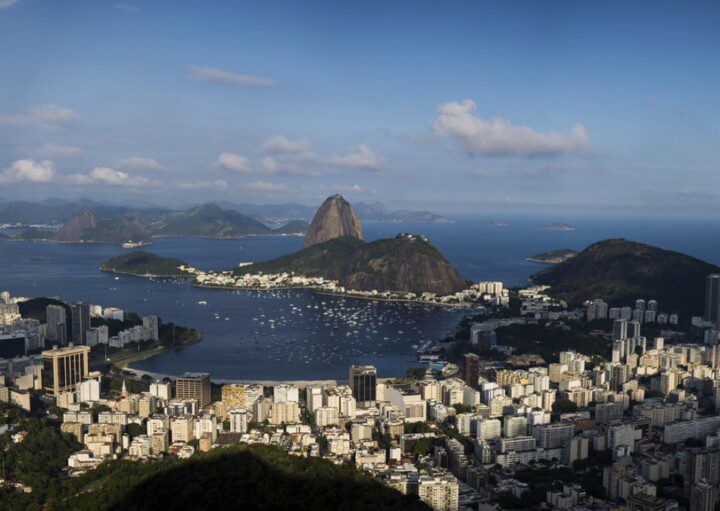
[541,223,575,231]
[100,251,191,278]
[481,220,508,227]
[527,248,578,264]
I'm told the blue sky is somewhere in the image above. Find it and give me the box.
[1,0,719,215]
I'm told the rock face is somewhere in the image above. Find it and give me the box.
[52,210,152,244]
[53,210,98,242]
[304,195,362,248]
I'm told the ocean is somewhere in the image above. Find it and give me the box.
[1,214,718,380]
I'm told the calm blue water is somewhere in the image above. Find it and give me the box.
[1,215,719,380]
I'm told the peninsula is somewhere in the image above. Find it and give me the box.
[527,248,578,264]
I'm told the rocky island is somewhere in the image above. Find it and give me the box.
[100,251,191,277]
[541,223,575,231]
[527,248,578,264]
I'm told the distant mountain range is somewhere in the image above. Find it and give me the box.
[0,198,452,225]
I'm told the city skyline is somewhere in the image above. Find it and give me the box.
[2,1,720,215]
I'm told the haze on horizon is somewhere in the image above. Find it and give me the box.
[1,0,719,217]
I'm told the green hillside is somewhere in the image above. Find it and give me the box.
[531,238,718,316]
[100,251,190,277]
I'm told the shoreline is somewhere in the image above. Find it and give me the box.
[103,330,204,369]
[102,268,477,308]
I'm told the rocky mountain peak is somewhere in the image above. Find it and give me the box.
[303,194,363,248]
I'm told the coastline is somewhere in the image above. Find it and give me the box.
[104,329,204,369]
[100,268,476,308]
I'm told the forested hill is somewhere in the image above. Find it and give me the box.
[57,444,430,511]
[531,238,718,316]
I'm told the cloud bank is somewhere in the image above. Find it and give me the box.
[432,100,588,157]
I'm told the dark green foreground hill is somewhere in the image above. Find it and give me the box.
[100,251,189,277]
[58,444,429,511]
[531,238,719,316]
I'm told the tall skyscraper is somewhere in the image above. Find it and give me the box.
[628,320,641,339]
[71,302,91,345]
[706,275,720,323]
[46,304,67,345]
[176,372,211,408]
[142,315,160,341]
[349,365,377,407]
[41,344,90,396]
[612,318,628,341]
[464,353,480,388]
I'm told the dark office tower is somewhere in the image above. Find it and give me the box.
[613,318,628,341]
[464,353,480,389]
[706,275,720,323]
[176,372,211,408]
[635,299,646,312]
[647,300,658,312]
[349,365,377,407]
[46,304,67,345]
[628,320,641,339]
[71,302,90,345]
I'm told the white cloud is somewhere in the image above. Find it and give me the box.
[0,0,20,10]
[0,159,56,183]
[114,3,139,12]
[30,104,77,125]
[328,144,384,170]
[117,156,164,171]
[38,143,83,159]
[217,152,252,173]
[244,180,288,192]
[188,66,279,88]
[69,167,155,187]
[329,184,363,193]
[261,136,312,155]
[260,156,321,176]
[432,99,588,157]
[177,179,229,191]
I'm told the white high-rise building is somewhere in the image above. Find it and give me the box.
[229,409,248,434]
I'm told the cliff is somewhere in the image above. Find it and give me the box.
[53,211,152,244]
[304,194,362,248]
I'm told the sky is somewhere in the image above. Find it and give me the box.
[1,0,720,216]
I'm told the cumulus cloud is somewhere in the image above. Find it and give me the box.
[244,180,288,191]
[114,3,139,12]
[0,159,56,183]
[188,66,279,88]
[69,167,155,187]
[0,0,20,10]
[117,156,164,171]
[38,143,83,159]
[30,104,77,125]
[432,100,588,157]
[328,144,384,170]
[329,184,363,193]
[217,152,252,173]
[261,136,312,155]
